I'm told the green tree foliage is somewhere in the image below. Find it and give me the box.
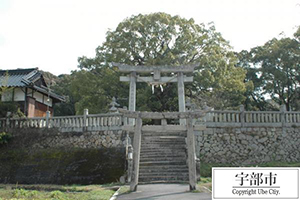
[237,27,300,111]
[53,69,128,115]
[77,13,246,112]
[0,102,20,117]
[52,74,76,116]
[235,50,270,111]
[0,132,12,145]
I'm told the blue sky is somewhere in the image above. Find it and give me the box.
[0,0,299,75]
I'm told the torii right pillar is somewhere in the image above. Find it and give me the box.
[177,72,186,125]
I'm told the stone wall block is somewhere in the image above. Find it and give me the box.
[196,127,300,164]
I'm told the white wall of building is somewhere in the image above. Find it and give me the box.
[33,90,53,107]
[1,87,53,107]
[33,91,43,103]
[14,88,25,101]
[1,89,13,101]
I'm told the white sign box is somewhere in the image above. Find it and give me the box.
[213,168,299,200]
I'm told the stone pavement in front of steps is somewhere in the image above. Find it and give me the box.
[116,184,212,200]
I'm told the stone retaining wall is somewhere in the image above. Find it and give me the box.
[3,128,126,149]
[0,128,127,184]
[195,127,300,165]
[32,130,126,149]
[1,125,299,185]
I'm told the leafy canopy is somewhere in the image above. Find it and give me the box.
[236,27,300,111]
[69,13,247,112]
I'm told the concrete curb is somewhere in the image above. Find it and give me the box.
[109,186,122,200]
[202,186,212,193]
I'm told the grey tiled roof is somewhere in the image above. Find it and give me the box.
[0,68,39,87]
[0,68,65,102]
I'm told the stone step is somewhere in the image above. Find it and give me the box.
[141,144,186,147]
[143,130,186,133]
[139,180,189,184]
[141,145,186,148]
[140,154,186,158]
[139,172,189,177]
[140,152,186,157]
[142,136,185,139]
[141,143,186,146]
[142,136,185,141]
[141,142,186,146]
[141,139,185,144]
[142,133,186,137]
[140,153,186,156]
[141,146,186,151]
[142,136,186,139]
[141,147,186,152]
[139,175,189,183]
[140,160,187,166]
[140,157,186,162]
[139,168,188,173]
[140,150,186,154]
[142,141,186,144]
[139,164,188,170]
[140,151,185,156]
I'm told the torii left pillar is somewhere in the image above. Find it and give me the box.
[128,72,136,125]
[177,72,186,125]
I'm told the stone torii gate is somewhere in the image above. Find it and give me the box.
[120,110,209,191]
[112,62,197,124]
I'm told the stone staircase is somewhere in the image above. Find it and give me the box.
[138,130,189,183]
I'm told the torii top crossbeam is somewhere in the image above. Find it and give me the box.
[112,62,197,73]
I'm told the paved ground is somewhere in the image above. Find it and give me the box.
[116,184,212,200]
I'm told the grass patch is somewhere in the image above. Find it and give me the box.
[0,184,117,200]
[197,177,212,193]
[117,186,131,195]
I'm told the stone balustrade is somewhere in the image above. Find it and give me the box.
[196,106,300,127]
[0,111,124,132]
[1,106,300,131]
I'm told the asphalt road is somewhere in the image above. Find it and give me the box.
[116,184,212,200]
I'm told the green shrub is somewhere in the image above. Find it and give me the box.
[12,188,30,198]
[0,102,25,118]
[0,132,12,145]
[50,190,66,199]
[0,102,18,118]
[12,188,39,198]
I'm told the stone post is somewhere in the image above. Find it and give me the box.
[6,112,11,128]
[239,105,245,127]
[83,109,89,131]
[186,116,197,190]
[161,119,167,126]
[127,145,133,183]
[280,105,286,127]
[177,72,186,125]
[123,106,128,126]
[129,72,137,125]
[46,110,51,128]
[109,97,120,113]
[130,114,142,192]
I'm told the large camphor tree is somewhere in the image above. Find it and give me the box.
[60,13,247,114]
